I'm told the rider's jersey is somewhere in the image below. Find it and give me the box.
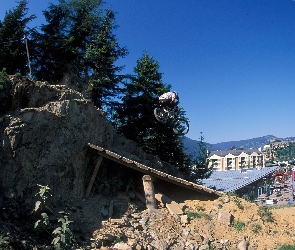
[159,92,176,101]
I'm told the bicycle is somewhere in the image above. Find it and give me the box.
[153,105,189,135]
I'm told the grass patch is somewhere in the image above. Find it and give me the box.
[195,206,205,212]
[232,220,246,232]
[233,197,244,210]
[258,206,275,223]
[185,211,212,220]
[270,204,295,210]
[277,245,295,250]
[251,223,262,234]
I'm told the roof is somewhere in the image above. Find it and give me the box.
[208,149,262,157]
[88,143,223,197]
[201,166,280,192]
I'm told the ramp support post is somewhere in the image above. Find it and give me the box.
[142,175,156,210]
[85,155,104,197]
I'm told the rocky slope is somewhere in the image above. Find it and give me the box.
[0,76,182,204]
[0,76,295,250]
[91,194,295,250]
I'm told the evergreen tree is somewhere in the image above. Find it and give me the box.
[31,2,74,83]
[114,52,168,142]
[85,9,128,110]
[191,133,213,183]
[0,0,36,75]
[114,52,192,176]
[32,0,103,89]
[31,0,127,113]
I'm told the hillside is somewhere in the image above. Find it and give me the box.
[0,76,295,249]
[183,135,295,154]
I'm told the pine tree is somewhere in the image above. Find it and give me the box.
[0,0,35,75]
[85,9,128,110]
[114,52,192,176]
[32,0,104,89]
[31,2,74,83]
[31,0,127,113]
[190,133,213,182]
[114,52,168,146]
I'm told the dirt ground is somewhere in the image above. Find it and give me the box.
[185,198,295,250]
[273,206,295,215]
[1,187,295,249]
[64,181,295,250]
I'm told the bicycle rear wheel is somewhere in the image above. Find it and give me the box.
[154,107,168,123]
[173,119,189,135]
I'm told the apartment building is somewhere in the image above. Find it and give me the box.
[208,149,265,171]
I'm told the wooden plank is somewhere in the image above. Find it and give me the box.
[109,200,114,218]
[85,155,104,197]
[134,162,149,171]
[156,172,168,178]
[155,193,183,215]
[105,150,121,159]
[155,193,171,204]
[150,169,162,175]
[87,143,224,197]
[88,143,104,151]
[166,202,183,215]
[133,191,146,204]
[121,157,133,164]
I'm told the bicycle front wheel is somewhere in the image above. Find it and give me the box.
[154,107,168,123]
[173,119,189,135]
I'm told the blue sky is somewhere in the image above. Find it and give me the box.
[1,0,295,144]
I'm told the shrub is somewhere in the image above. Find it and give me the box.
[227,191,238,196]
[33,184,77,249]
[33,184,52,228]
[233,197,244,210]
[232,220,246,232]
[195,206,205,212]
[185,210,212,220]
[52,213,76,250]
[258,206,275,223]
[251,223,262,234]
[0,68,12,114]
[277,245,295,250]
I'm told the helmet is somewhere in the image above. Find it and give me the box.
[173,91,179,100]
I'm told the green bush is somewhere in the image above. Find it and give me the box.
[33,184,77,249]
[232,220,246,231]
[0,68,12,114]
[185,210,212,220]
[0,68,9,90]
[227,191,238,196]
[251,223,262,234]
[258,206,275,223]
[277,245,295,250]
[233,197,244,210]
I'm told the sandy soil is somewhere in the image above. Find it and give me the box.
[184,198,295,250]
[273,206,295,215]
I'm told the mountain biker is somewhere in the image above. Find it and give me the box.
[158,91,179,109]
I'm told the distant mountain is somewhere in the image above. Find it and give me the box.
[183,135,295,155]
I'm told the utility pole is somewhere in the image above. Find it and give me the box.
[23,35,32,79]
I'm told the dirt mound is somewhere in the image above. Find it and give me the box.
[0,77,183,203]
[1,192,295,249]
[1,77,294,249]
[78,194,294,250]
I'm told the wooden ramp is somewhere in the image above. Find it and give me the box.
[87,143,223,197]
